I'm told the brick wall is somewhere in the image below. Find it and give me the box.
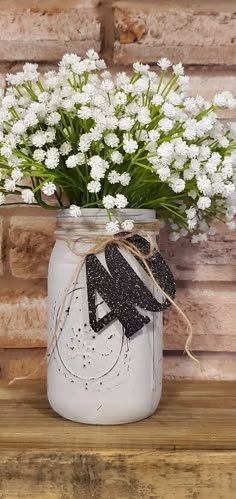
[0,0,236,380]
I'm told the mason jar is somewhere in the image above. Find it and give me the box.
[47,208,163,424]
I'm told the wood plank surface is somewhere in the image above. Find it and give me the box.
[0,380,236,498]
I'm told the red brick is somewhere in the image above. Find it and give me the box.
[114,0,236,65]
[0,0,101,61]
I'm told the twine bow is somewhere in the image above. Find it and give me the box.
[9,222,199,386]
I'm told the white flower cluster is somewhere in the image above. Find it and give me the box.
[0,51,235,240]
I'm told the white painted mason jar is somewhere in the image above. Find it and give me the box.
[47,209,163,424]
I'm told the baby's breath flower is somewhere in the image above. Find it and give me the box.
[122,219,134,231]
[11,167,23,182]
[115,194,128,208]
[106,220,120,235]
[123,135,138,154]
[0,193,5,205]
[0,53,235,242]
[66,153,84,169]
[197,196,211,210]
[87,180,101,193]
[21,189,35,204]
[108,170,120,184]
[33,149,46,162]
[110,151,123,164]
[119,117,135,131]
[103,195,116,209]
[4,179,16,191]
[120,173,131,186]
[157,58,172,70]
[59,142,72,156]
[104,133,119,148]
[45,147,60,170]
[69,204,81,217]
[173,63,184,76]
[42,182,57,196]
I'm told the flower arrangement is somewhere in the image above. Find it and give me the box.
[0,50,235,241]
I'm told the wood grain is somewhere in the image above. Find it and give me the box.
[0,380,236,498]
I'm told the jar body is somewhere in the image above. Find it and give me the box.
[47,209,163,424]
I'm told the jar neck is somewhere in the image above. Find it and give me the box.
[55,208,157,239]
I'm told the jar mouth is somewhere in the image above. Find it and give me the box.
[55,208,158,238]
[57,208,156,219]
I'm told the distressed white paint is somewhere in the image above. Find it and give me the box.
[47,209,163,424]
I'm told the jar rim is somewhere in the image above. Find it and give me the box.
[57,208,156,219]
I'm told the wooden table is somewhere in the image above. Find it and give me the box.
[0,380,236,498]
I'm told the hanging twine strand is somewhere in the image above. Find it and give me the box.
[8,222,199,386]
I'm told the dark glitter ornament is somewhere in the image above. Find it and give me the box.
[85,234,176,339]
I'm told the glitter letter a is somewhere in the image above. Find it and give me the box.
[85,235,176,338]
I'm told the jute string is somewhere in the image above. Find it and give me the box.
[8,222,200,386]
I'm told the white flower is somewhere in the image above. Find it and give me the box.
[159,118,174,133]
[79,133,92,152]
[4,179,16,191]
[213,91,236,109]
[104,133,119,148]
[173,63,184,76]
[115,194,128,208]
[42,182,57,196]
[31,131,47,148]
[174,139,188,157]
[77,106,92,120]
[66,153,84,168]
[170,178,185,193]
[162,102,177,119]
[33,149,46,162]
[12,120,27,135]
[197,196,211,209]
[59,142,72,156]
[158,167,171,181]
[69,204,81,217]
[103,195,116,209]
[137,107,151,125]
[106,221,120,235]
[187,145,199,159]
[114,92,127,106]
[86,49,99,60]
[101,79,114,92]
[46,112,61,126]
[11,167,23,182]
[157,142,174,160]
[111,151,124,164]
[197,176,212,196]
[187,218,197,230]
[1,144,13,159]
[21,189,35,204]
[91,164,106,180]
[133,62,150,74]
[24,112,38,128]
[157,58,172,70]
[186,207,197,220]
[119,117,134,131]
[122,219,134,231]
[45,147,60,169]
[120,172,131,186]
[152,95,164,106]
[0,193,6,204]
[108,170,120,184]
[123,135,138,154]
[87,180,101,193]
[148,130,160,141]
